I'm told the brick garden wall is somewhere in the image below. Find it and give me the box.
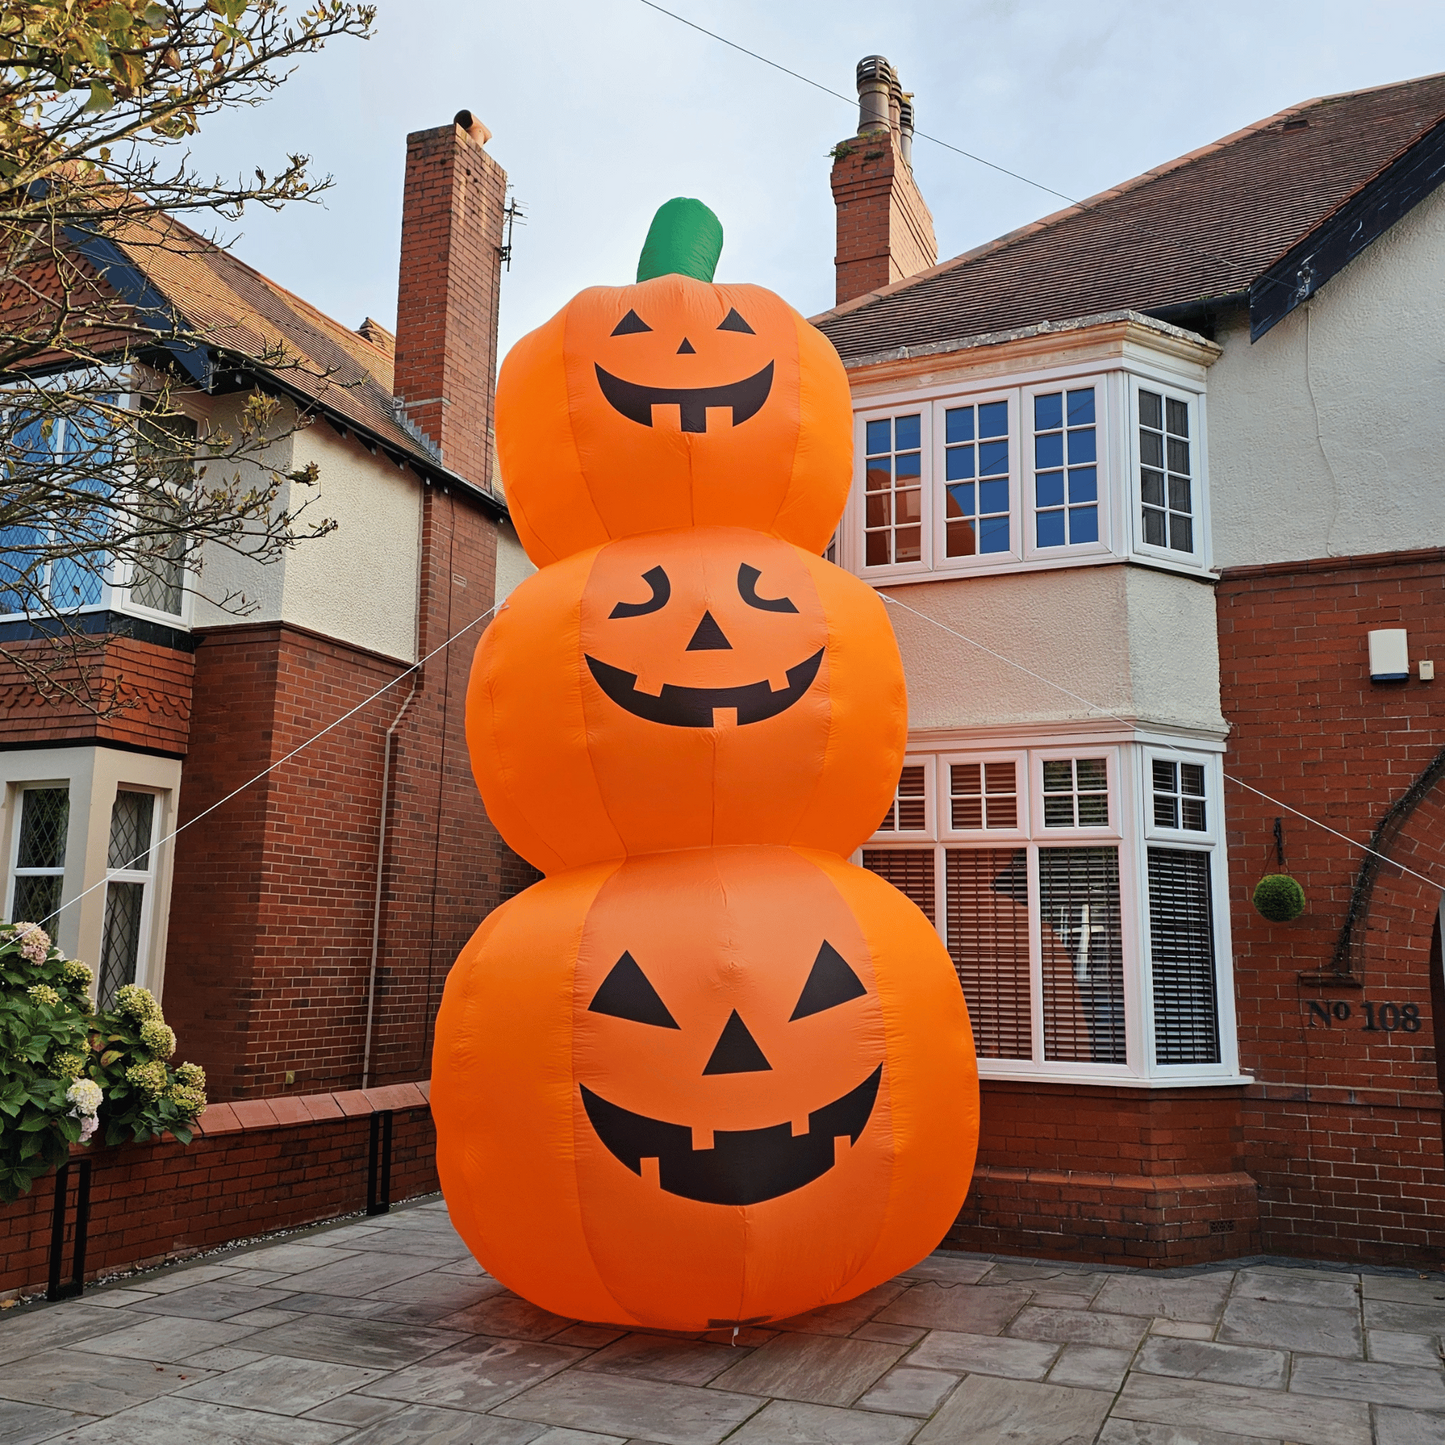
[0,1085,437,1299]
[1218,546,1445,1265]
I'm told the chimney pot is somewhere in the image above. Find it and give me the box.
[898,92,916,166]
[452,108,492,146]
[855,55,893,136]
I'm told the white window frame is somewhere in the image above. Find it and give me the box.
[854,402,933,582]
[6,781,71,924]
[930,386,1022,571]
[938,750,1029,841]
[0,386,195,628]
[874,754,936,839]
[1128,375,1210,570]
[1021,376,1114,564]
[860,739,1242,1086]
[98,787,164,1006]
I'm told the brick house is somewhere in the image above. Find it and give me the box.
[820,61,1445,1266]
[0,112,538,1102]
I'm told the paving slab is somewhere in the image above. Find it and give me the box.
[241,1313,468,1369]
[577,1331,741,1385]
[915,1374,1113,1445]
[127,1281,297,1321]
[359,1336,586,1411]
[183,1346,266,1371]
[898,1255,995,1284]
[174,1352,386,1414]
[907,1328,1060,1380]
[298,1391,409,1428]
[855,1364,959,1416]
[722,1398,917,1444]
[1045,1344,1134,1390]
[1091,1274,1232,1323]
[1134,1336,1287,1389]
[708,1331,903,1405]
[1112,1373,1371,1445]
[66,1314,257,1363]
[1010,1304,1152,1349]
[0,1398,92,1445]
[1287,1355,1445,1410]
[492,1371,765,1445]
[1365,1298,1445,1335]
[1373,1402,1445,1445]
[851,1322,924,1345]
[276,1252,443,1297]
[0,1305,135,1366]
[0,1348,214,1417]
[275,1292,395,1319]
[365,1272,506,1309]
[1230,1266,1360,1310]
[437,1291,576,1340]
[1368,1330,1444,1366]
[35,1395,352,1444]
[1218,1296,1362,1357]
[874,1281,1030,1333]
[1359,1276,1445,1305]
[127,1263,239,1295]
[1148,1319,1215,1340]
[770,1281,907,1336]
[1098,1422,1283,1445]
[75,1288,157,1308]
[226,1244,360,1275]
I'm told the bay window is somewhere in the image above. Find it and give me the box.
[861,741,1238,1083]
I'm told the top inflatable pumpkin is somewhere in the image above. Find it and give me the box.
[496,199,852,564]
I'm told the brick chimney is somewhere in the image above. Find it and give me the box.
[830,57,937,307]
[392,110,507,487]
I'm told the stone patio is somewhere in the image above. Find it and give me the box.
[1,1198,1442,1443]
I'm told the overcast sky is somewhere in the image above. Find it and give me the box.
[187,1,1445,356]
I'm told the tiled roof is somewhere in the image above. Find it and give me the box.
[815,72,1445,360]
[103,212,493,498]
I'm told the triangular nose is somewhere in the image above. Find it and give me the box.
[686,610,732,651]
[702,1010,772,1074]
[677,337,696,354]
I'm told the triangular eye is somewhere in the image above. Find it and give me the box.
[790,941,867,1020]
[611,309,652,336]
[717,307,754,334]
[589,951,679,1028]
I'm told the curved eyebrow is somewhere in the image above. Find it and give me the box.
[737,563,798,614]
[609,565,671,618]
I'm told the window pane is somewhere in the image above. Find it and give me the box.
[1141,470,1164,507]
[1139,431,1163,468]
[1042,760,1073,792]
[1068,506,1099,544]
[1167,437,1190,475]
[866,420,891,456]
[1066,389,1095,426]
[978,402,1008,438]
[979,479,1008,515]
[946,521,977,557]
[978,440,1008,476]
[11,873,62,925]
[865,531,890,567]
[1168,475,1192,512]
[894,452,921,480]
[99,880,145,1010]
[863,849,935,923]
[1154,792,1179,828]
[866,493,890,528]
[1067,467,1097,503]
[1043,794,1075,827]
[1036,474,1064,509]
[1153,760,1177,792]
[947,848,1031,1059]
[1039,847,1125,1063]
[1035,434,1064,470]
[978,517,1010,553]
[1075,759,1107,791]
[1066,429,1096,464]
[945,446,974,482]
[896,765,926,830]
[895,526,921,562]
[1165,398,1189,437]
[1170,515,1194,553]
[17,787,68,870]
[894,414,921,451]
[1182,797,1207,831]
[130,524,185,615]
[108,791,155,872]
[951,761,983,829]
[945,407,974,444]
[866,462,890,492]
[1143,509,1166,547]
[1034,393,1062,431]
[1180,764,1206,796]
[1147,848,1220,1064]
[1139,390,1162,430]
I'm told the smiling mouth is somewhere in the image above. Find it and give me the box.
[594,361,774,433]
[584,649,823,728]
[580,1065,881,1205]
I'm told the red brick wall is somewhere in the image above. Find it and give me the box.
[0,1085,438,1298]
[0,634,192,753]
[1218,547,1445,1265]
[392,119,507,487]
[830,130,937,306]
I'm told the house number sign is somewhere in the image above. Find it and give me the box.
[1306,1000,1423,1032]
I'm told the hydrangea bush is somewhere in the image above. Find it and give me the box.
[0,924,207,1204]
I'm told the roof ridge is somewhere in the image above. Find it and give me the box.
[811,70,1445,328]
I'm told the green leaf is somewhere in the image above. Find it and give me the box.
[83,82,115,115]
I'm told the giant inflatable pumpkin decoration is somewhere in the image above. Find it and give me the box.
[433,199,979,1331]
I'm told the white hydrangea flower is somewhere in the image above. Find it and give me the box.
[65,1079,103,1117]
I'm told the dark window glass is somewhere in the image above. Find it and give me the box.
[1147,849,1220,1065]
[1039,847,1125,1063]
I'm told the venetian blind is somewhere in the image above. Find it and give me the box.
[1147,848,1221,1065]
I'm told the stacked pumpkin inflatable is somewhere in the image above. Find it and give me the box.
[432,200,980,1330]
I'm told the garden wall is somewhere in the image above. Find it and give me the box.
[0,1082,437,1299]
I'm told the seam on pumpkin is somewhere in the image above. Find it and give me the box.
[575,544,630,865]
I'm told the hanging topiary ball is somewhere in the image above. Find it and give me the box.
[1253,873,1306,922]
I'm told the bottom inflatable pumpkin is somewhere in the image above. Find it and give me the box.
[431,844,979,1330]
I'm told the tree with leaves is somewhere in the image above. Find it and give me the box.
[0,0,374,710]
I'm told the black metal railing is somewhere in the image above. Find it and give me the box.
[366,1110,393,1216]
[47,1159,92,1302]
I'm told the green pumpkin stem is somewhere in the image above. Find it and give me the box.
[636,198,723,283]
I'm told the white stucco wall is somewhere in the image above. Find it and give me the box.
[190,410,422,662]
[1209,182,1445,569]
[885,564,1225,736]
[494,516,535,605]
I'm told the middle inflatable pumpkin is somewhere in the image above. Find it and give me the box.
[470,525,907,873]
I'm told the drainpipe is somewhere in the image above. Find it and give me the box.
[361,675,418,1090]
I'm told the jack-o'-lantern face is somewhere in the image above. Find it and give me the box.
[467,527,908,873]
[582,533,823,730]
[495,275,853,564]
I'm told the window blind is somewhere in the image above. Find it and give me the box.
[1147,848,1220,1064]
[946,848,1031,1059]
[862,848,935,923]
[1038,846,1125,1063]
